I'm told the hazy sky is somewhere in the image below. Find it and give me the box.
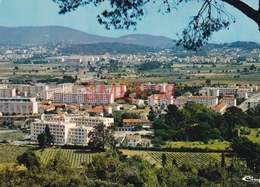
[0,0,259,43]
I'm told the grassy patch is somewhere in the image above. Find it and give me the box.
[0,130,27,142]
[0,145,28,164]
[244,128,260,143]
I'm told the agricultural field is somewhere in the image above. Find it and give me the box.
[0,145,28,168]
[162,140,231,151]
[2,61,260,86]
[147,152,222,168]
[120,149,231,167]
[0,130,27,142]
[36,148,94,168]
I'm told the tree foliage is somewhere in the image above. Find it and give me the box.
[53,0,260,50]
[17,150,40,170]
[153,102,244,142]
[88,123,117,150]
[37,125,55,149]
[1,148,258,186]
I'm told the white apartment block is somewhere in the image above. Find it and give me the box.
[148,94,174,106]
[218,87,237,96]
[188,96,218,106]
[53,91,114,106]
[220,97,236,106]
[173,96,188,105]
[0,84,7,89]
[246,98,260,109]
[30,120,92,145]
[237,92,248,99]
[0,88,16,97]
[31,120,76,143]
[139,83,174,93]
[42,88,61,100]
[8,84,48,97]
[31,113,114,145]
[218,86,250,97]
[95,84,127,98]
[41,114,114,128]
[67,126,92,145]
[41,83,73,100]
[59,83,73,93]
[0,97,38,114]
[199,87,219,96]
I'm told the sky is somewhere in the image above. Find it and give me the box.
[0,0,259,44]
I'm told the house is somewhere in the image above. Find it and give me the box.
[126,134,151,147]
[211,102,228,114]
[38,105,55,114]
[117,119,152,131]
[220,97,236,106]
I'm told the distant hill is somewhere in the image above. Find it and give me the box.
[59,42,159,55]
[0,26,113,45]
[0,26,173,47]
[116,34,174,47]
[222,41,260,50]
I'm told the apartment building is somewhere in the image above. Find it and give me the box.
[148,94,174,106]
[30,120,92,145]
[0,88,16,97]
[53,91,114,105]
[118,119,152,131]
[41,114,114,128]
[174,96,188,106]
[246,98,260,109]
[220,97,237,106]
[95,84,127,98]
[218,86,250,97]
[0,97,38,114]
[41,83,73,100]
[67,126,92,145]
[139,83,174,93]
[8,84,48,97]
[188,96,218,106]
[199,87,219,96]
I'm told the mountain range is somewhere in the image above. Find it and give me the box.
[0,26,174,47]
[1,26,259,50]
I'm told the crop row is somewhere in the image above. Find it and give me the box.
[37,149,94,168]
[148,151,219,167]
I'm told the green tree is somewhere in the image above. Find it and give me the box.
[37,125,55,149]
[156,165,185,186]
[224,106,246,130]
[221,152,225,168]
[53,0,260,50]
[148,108,158,121]
[205,79,211,86]
[88,123,117,150]
[162,153,167,167]
[17,150,40,170]
[198,163,222,183]
[46,149,72,175]
[37,133,48,149]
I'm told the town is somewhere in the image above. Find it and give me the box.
[1,32,260,187]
